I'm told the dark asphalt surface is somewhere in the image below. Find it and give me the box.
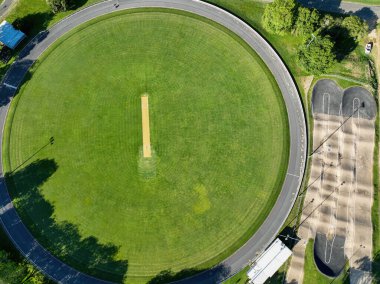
[314,233,346,277]
[312,79,376,120]
[0,0,307,283]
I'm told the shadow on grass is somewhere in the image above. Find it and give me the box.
[266,270,286,284]
[372,252,380,283]
[67,0,90,10]
[320,25,357,62]
[12,12,53,37]
[148,264,230,284]
[6,159,128,283]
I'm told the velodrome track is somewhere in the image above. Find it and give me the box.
[0,0,307,283]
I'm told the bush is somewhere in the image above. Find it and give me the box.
[297,35,336,74]
[262,0,298,35]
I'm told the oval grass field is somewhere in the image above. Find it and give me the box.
[3,9,290,283]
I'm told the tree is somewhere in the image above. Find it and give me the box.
[295,7,320,36]
[297,35,336,74]
[320,14,335,29]
[341,15,368,40]
[0,250,26,284]
[46,0,68,14]
[262,0,298,35]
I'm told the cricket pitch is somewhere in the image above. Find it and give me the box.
[141,95,152,158]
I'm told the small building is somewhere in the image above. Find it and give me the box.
[0,20,25,49]
[247,238,292,284]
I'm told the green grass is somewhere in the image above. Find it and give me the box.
[304,240,349,284]
[223,267,249,284]
[343,0,380,4]
[3,9,289,283]
[372,62,380,283]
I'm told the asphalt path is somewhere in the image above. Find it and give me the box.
[297,0,380,29]
[0,0,307,283]
[0,0,13,18]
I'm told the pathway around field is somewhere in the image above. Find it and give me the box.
[0,0,14,19]
[264,0,380,28]
[0,0,307,283]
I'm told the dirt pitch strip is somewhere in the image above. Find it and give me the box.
[141,95,152,158]
[286,80,376,283]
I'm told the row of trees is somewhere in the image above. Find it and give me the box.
[0,248,47,284]
[263,0,368,74]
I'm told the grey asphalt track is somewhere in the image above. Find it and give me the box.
[0,1,307,283]
[297,0,380,29]
[0,0,13,18]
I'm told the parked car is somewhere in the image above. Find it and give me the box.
[365,43,373,54]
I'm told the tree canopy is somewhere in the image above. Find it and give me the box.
[46,0,68,13]
[295,7,320,36]
[262,0,298,35]
[0,249,47,284]
[0,250,25,284]
[341,15,368,40]
[297,35,336,75]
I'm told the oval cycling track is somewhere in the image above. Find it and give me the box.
[0,0,307,283]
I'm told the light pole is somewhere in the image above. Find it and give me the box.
[297,181,345,230]
[306,34,316,48]
[310,102,365,157]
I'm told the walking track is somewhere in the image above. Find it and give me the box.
[0,0,307,283]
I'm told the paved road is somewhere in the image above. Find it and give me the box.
[298,0,380,29]
[260,0,380,28]
[0,0,13,18]
[0,0,307,283]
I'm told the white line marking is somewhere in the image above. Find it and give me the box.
[287,173,300,178]
[3,83,17,90]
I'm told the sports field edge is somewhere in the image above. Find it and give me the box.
[2,7,291,283]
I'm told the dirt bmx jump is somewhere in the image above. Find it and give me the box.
[287,79,376,283]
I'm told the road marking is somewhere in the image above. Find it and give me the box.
[287,173,300,178]
[0,202,13,215]
[3,83,17,90]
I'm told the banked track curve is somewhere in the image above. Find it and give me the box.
[0,0,307,283]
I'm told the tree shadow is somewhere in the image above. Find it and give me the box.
[67,0,90,10]
[0,29,49,107]
[355,254,378,283]
[148,264,230,284]
[372,252,380,283]
[12,12,53,38]
[266,270,286,284]
[297,0,345,15]
[352,7,379,31]
[5,159,128,282]
[320,25,357,62]
[147,268,206,284]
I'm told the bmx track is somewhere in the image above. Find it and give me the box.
[0,0,307,283]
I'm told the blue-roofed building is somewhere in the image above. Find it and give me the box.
[0,20,25,49]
